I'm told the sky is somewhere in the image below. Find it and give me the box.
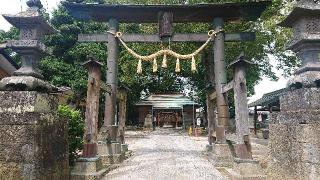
[0,0,61,31]
[0,0,289,102]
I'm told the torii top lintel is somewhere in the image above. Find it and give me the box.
[62,1,271,23]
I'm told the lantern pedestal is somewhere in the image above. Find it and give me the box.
[0,76,56,92]
[0,91,69,180]
[267,88,320,179]
[287,71,320,88]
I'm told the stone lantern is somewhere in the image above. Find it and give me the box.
[0,1,69,179]
[267,1,320,179]
[0,0,57,91]
[279,0,320,88]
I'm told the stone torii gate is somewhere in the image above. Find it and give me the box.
[63,0,270,175]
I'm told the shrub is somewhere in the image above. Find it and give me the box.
[57,105,84,166]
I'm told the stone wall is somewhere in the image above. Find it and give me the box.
[267,88,320,179]
[0,91,69,180]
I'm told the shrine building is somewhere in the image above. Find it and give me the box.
[135,94,200,128]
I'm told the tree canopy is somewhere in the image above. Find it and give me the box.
[1,0,298,123]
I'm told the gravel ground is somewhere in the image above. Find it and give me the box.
[102,128,225,180]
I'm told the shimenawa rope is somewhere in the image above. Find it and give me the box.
[107,29,224,74]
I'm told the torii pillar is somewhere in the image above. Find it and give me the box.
[104,18,119,129]
[98,18,123,167]
[213,17,229,144]
[211,17,234,167]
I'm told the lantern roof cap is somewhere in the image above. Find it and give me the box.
[2,0,57,35]
[228,52,255,68]
[26,0,43,9]
[279,0,320,28]
[82,55,103,69]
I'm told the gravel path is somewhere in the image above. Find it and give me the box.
[102,128,225,180]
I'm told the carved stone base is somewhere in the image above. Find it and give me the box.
[143,127,153,131]
[0,76,57,92]
[97,142,121,155]
[121,144,129,153]
[100,154,124,166]
[211,143,234,167]
[98,125,118,143]
[97,142,122,167]
[206,144,214,152]
[71,157,110,180]
[235,144,252,160]
[224,159,266,180]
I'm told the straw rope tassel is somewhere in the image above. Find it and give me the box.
[191,56,196,73]
[137,59,142,74]
[153,58,158,73]
[162,53,167,68]
[175,58,181,73]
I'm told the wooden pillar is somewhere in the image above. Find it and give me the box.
[104,18,119,130]
[234,63,252,159]
[206,95,216,145]
[204,52,216,145]
[117,89,127,144]
[254,106,258,135]
[192,104,196,131]
[213,17,229,143]
[82,57,103,158]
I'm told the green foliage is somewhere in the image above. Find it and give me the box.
[0,0,300,124]
[0,27,19,42]
[40,57,87,98]
[57,105,84,166]
[40,0,299,122]
[0,27,20,64]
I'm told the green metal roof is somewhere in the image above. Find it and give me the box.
[135,94,199,109]
[249,88,287,107]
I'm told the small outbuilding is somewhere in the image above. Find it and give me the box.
[135,94,200,128]
[248,88,287,136]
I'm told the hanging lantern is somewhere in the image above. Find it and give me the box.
[175,58,181,73]
[162,53,167,68]
[153,58,158,73]
[191,56,196,73]
[137,59,142,74]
